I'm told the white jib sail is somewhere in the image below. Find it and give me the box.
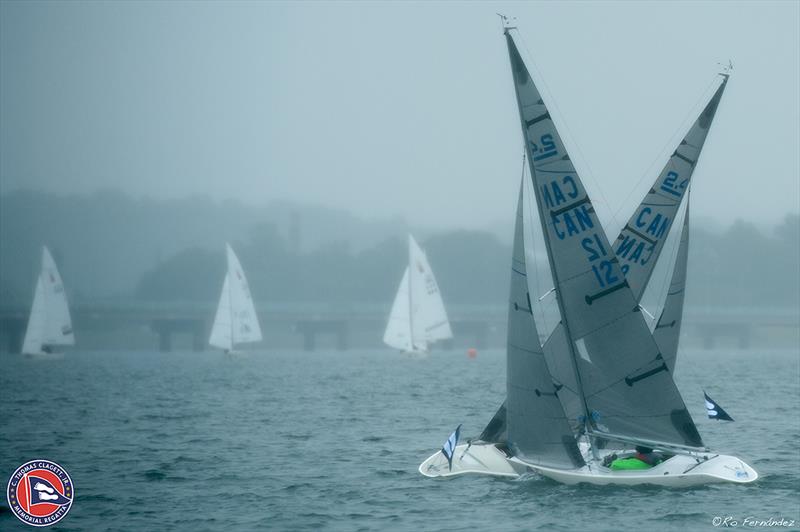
[22,246,75,354]
[209,244,262,351]
[383,266,413,351]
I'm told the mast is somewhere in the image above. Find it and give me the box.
[407,236,415,351]
[504,27,595,444]
[227,265,234,351]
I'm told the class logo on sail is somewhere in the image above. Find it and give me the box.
[6,459,74,527]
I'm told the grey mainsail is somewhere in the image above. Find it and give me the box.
[616,77,727,301]
[654,196,691,372]
[505,30,702,448]
[480,54,724,444]
[505,181,584,467]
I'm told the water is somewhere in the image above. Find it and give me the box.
[1,347,798,531]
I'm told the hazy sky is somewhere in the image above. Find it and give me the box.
[1,1,798,232]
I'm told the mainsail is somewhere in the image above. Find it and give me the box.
[505,181,584,467]
[22,247,75,355]
[209,243,263,351]
[505,29,702,448]
[480,52,726,444]
[616,77,727,301]
[383,235,452,352]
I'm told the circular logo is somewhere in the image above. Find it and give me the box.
[6,460,74,527]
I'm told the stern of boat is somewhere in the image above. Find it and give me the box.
[419,442,524,478]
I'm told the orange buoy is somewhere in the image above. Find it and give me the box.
[467,348,478,359]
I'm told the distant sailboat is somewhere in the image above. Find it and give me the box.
[419,20,756,486]
[383,235,452,353]
[209,244,263,353]
[22,246,75,357]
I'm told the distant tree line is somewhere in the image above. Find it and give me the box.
[1,190,797,309]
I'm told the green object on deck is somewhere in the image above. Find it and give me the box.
[609,457,652,470]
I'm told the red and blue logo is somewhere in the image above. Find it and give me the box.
[7,460,74,527]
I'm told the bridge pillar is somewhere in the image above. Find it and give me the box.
[336,323,347,351]
[303,330,316,351]
[192,323,205,352]
[158,328,172,352]
[0,318,26,354]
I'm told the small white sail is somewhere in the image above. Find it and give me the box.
[383,235,452,352]
[383,267,413,351]
[209,244,262,351]
[22,246,74,355]
[408,235,453,344]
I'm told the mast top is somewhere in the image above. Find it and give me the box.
[717,59,733,80]
[496,13,517,32]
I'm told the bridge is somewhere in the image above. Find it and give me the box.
[0,302,796,353]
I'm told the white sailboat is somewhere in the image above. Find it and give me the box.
[383,235,452,354]
[419,21,756,486]
[209,243,263,353]
[22,246,75,357]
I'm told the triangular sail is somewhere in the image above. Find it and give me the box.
[209,275,233,351]
[383,267,413,351]
[616,77,727,301]
[383,235,451,352]
[22,277,46,355]
[408,235,453,344]
[506,30,702,448]
[209,244,262,351]
[481,85,719,437]
[654,197,691,372]
[505,181,584,467]
[22,247,74,354]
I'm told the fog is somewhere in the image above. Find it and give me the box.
[1,2,798,352]
[1,1,798,232]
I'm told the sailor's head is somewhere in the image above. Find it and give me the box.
[635,445,653,454]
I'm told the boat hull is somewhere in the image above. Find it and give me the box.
[419,443,758,486]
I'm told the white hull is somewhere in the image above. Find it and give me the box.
[419,442,758,486]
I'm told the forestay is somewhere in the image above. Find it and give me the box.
[506,30,702,448]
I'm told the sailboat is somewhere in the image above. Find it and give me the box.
[22,246,75,357]
[209,243,263,354]
[383,235,452,354]
[419,21,756,486]
[479,59,728,440]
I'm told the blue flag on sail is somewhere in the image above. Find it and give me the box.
[704,391,734,421]
[440,424,462,471]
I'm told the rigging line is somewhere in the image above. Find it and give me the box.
[513,30,620,234]
[652,191,689,319]
[523,152,550,336]
[612,74,721,222]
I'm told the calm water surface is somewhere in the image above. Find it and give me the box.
[1,347,798,531]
